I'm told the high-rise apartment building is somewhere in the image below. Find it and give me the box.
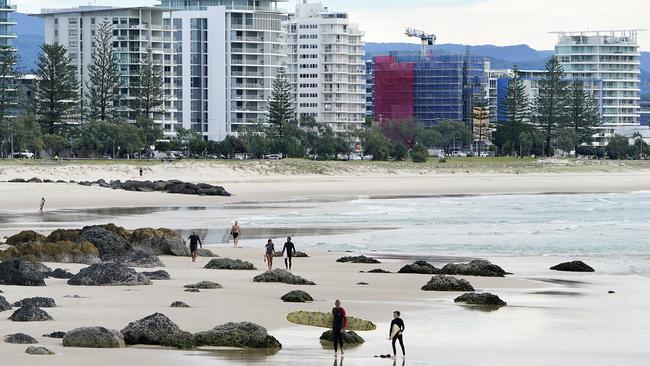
[365,59,374,120]
[285,1,365,131]
[38,6,177,131]
[554,30,642,126]
[160,0,286,141]
[0,0,16,49]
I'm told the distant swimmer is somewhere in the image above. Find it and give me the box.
[389,311,405,359]
[264,239,275,271]
[282,236,296,271]
[39,197,45,214]
[231,221,240,248]
[187,231,203,262]
[332,299,348,357]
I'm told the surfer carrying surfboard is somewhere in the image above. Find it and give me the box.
[332,299,348,357]
[389,311,406,358]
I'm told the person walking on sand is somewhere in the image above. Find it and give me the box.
[187,231,202,262]
[39,197,45,214]
[139,167,143,179]
[332,299,348,357]
[389,311,406,359]
[264,239,275,271]
[282,236,296,271]
[230,221,240,248]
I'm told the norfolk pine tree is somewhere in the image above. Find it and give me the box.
[501,67,529,155]
[0,45,19,157]
[86,20,121,121]
[567,81,600,152]
[136,48,165,118]
[536,57,570,156]
[268,67,295,127]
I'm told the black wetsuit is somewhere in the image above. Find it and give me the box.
[390,318,405,355]
[332,307,346,353]
[188,234,202,252]
[282,241,296,269]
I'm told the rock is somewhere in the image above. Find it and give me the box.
[281,290,314,303]
[365,268,391,273]
[129,228,189,256]
[357,282,369,285]
[26,177,43,183]
[67,263,152,286]
[140,270,171,280]
[77,226,132,260]
[440,260,509,277]
[195,248,217,257]
[8,178,25,183]
[43,179,54,183]
[4,333,38,344]
[204,258,257,270]
[0,241,101,264]
[194,322,281,349]
[421,275,475,292]
[50,268,75,279]
[13,297,57,308]
[550,261,595,272]
[25,346,55,355]
[274,251,308,258]
[63,326,126,348]
[253,269,316,285]
[6,231,47,245]
[121,313,195,349]
[170,301,190,308]
[608,290,615,294]
[56,180,67,183]
[184,288,200,293]
[0,258,46,286]
[319,330,365,345]
[0,295,11,311]
[43,331,66,338]
[454,292,506,306]
[398,260,440,274]
[46,229,82,243]
[375,354,392,358]
[184,281,222,289]
[111,249,165,268]
[336,255,380,264]
[9,305,53,321]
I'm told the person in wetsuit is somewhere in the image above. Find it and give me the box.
[187,231,202,262]
[282,236,296,270]
[389,310,405,358]
[332,299,348,357]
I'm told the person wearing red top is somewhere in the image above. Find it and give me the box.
[331,299,348,356]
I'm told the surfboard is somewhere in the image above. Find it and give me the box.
[390,324,401,339]
[286,311,377,331]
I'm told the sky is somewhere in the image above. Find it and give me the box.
[19,0,649,50]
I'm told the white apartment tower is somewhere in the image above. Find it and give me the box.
[160,0,287,141]
[38,6,177,131]
[286,1,365,131]
[554,30,642,126]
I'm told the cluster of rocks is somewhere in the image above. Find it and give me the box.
[398,259,509,277]
[273,251,309,258]
[204,258,256,270]
[253,269,316,285]
[336,255,380,264]
[67,263,152,286]
[184,281,222,289]
[360,268,391,273]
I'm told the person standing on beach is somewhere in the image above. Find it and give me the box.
[39,197,45,214]
[231,221,240,248]
[264,239,275,271]
[187,231,202,262]
[282,236,296,270]
[139,167,143,179]
[332,299,348,357]
[389,311,405,359]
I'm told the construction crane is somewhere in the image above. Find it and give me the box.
[405,28,436,56]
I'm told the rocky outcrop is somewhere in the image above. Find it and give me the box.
[4,333,38,344]
[140,270,171,280]
[27,177,43,183]
[25,346,55,355]
[550,261,595,272]
[129,228,189,256]
[6,231,47,246]
[78,179,231,197]
[274,251,309,258]
[121,313,195,349]
[170,301,190,308]
[184,281,222,289]
[253,269,316,285]
[194,322,282,349]
[0,295,11,311]
[319,330,365,345]
[336,255,380,264]
[204,258,257,270]
[398,260,440,274]
[43,331,66,338]
[9,305,53,321]
[0,258,46,286]
[110,249,164,268]
[77,226,132,260]
[421,275,475,292]
[13,297,57,308]
[365,268,391,273]
[281,290,314,303]
[0,241,101,264]
[67,263,152,286]
[46,229,82,243]
[50,268,75,279]
[440,260,509,277]
[454,292,507,306]
[63,327,126,348]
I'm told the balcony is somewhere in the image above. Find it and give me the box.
[0,5,17,11]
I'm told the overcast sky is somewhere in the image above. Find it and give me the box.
[20,0,649,50]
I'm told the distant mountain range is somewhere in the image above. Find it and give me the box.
[10,13,650,95]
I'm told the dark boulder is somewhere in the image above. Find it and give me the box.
[8,178,25,183]
[440,259,509,277]
[43,331,66,338]
[398,260,440,274]
[67,263,152,286]
[140,270,171,280]
[319,330,364,345]
[43,179,54,183]
[121,313,195,349]
[204,258,257,270]
[13,297,57,308]
[63,326,125,348]
[46,229,82,243]
[454,292,507,306]
[170,301,190,308]
[50,268,75,279]
[195,248,217,257]
[550,261,595,272]
[9,305,53,321]
[0,295,11,311]
[194,322,281,349]
[184,281,222,289]
[111,249,165,268]
[4,333,38,344]
[421,275,475,292]
[26,177,42,183]
[129,228,189,256]
[336,255,380,264]
[0,258,46,286]
[253,269,316,285]
[280,290,314,302]
[6,230,47,245]
[365,268,391,273]
[77,226,132,260]
[25,346,55,355]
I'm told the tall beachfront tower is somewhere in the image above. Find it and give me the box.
[160,0,287,141]
[0,0,16,48]
[38,6,177,131]
[554,30,642,126]
[285,1,365,131]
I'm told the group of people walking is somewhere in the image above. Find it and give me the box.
[264,236,296,271]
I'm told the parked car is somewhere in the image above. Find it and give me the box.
[264,153,283,160]
[13,151,34,159]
